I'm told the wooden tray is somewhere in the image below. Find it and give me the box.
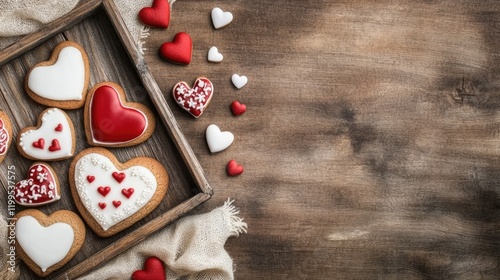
[0,0,213,279]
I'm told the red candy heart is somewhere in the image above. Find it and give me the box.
[87,175,95,183]
[173,77,213,118]
[112,172,125,183]
[159,32,192,65]
[138,0,170,29]
[113,200,121,208]
[89,85,147,144]
[227,160,244,176]
[48,139,61,152]
[231,101,246,116]
[32,138,44,149]
[14,163,60,206]
[122,188,134,199]
[98,202,106,209]
[97,186,111,197]
[132,257,165,280]
[55,123,63,132]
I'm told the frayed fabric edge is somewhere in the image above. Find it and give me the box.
[221,198,248,237]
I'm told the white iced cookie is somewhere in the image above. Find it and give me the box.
[208,46,224,63]
[231,74,248,89]
[206,124,234,153]
[211,7,233,29]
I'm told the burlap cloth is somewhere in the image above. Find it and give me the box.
[0,1,247,279]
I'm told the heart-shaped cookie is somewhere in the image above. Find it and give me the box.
[70,148,169,237]
[208,46,223,63]
[84,82,156,147]
[227,160,244,176]
[25,41,89,109]
[206,124,234,153]
[14,163,61,206]
[14,209,85,277]
[132,257,166,280]
[0,110,12,163]
[173,77,214,118]
[17,108,75,161]
[159,32,192,65]
[138,0,170,28]
[230,100,246,116]
[231,74,248,89]
[211,7,233,29]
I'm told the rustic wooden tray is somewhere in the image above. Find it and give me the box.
[0,0,213,279]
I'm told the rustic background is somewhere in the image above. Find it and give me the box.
[147,0,500,279]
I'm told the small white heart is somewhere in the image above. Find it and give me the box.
[206,124,234,153]
[208,46,223,63]
[211,7,233,29]
[231,74,248,89]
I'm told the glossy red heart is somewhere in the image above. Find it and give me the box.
[231,100,246,116]
[32,138,44,149]
[97,186,111,197]
[112,171,125,183]
[98,202,106,209]
[48,139,61,152]
[55,123,63,132]
[122,188,134,199]
[113,200,121,208]
[87,175,95,183]
[132,257,165,280]
[227,160,244,176]
[89,85,147,144]
[14,163,60,206]
[138,0,170,28]
[159,32,192,65]
[173,77,213,118]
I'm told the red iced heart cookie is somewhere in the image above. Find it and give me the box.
[173,77,214,118]
[14,163,61,206]
[227,160,244,176]
[138,0,170,28]
[132,256,165,280]
[85,82,156,147]
[231,100,247,116]
[159,32,192,65]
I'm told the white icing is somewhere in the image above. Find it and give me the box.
[208,46,223,62]
[231,74,248,89]
[19,108,73,160]
[28,46,85,101]
[15,216,74,272]
[211,7,233,29]
[206,124,234,153]
[74,153,158,231]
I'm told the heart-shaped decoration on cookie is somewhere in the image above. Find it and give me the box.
[85,82,156,147]
[138,0,170,28]
[70,148,169,237]
[159,32,192,65]
[211,7,233,29]
[206,124,234,153]
[14,209,85,277]
[132,256,166,280]
[25,41,89,109]
[14,163,60,206]
[17,108,75,161]
[0,111,12,163]
[173,77,214,118]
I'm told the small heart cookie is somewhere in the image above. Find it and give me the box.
[206,124,234,153]
[211,7,233,29]
[132,257,166,280]
[25,41,90,109]
[0,110,12,163]
[231,74,248,89]
[17,108,75,161]
[69,147,169,237]
[14,163,61,206]
[159,32,192,65]
[15,209,85,277]
[173,77,214,118]
[227,160,244,176]
[138,0,170,28]
[84,82,156,147]
[208,46,223,63]
[231,100,246,116]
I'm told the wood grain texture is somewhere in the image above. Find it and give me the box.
[142,0,500,279]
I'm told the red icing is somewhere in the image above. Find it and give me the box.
[48,139,61,152]
[32,138,44,149]
[97,186,111,197]
[227,160,244,176]
[231,101,247,116]
[159,32,192,65]
[0,118,9,155]
[14,164,59,205]
[131,257,165,280]
[173,77,213,118]
[138,0,170,29]
[55,123,63,132]
[90,85,147,144]
[98,202,106,209]
[113,200,121,208]
[87,175,95,183]
[122,188,134,199]
[112,172,125,183]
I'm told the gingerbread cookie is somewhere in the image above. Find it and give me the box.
[17,108,75,161]
[69,147,169,237]
[15,209,85,277]
[0,110,12,163]
[25,41,90,109]
[14,163,61,206]
[173,77,214,118]
[84,82,156,147]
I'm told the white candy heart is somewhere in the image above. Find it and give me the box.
[16,216,74,272]
[211,7,233,29]
[27,46,86,101]
[231,74,248,89]
[208,46,224,63]
[206,124,234,153]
